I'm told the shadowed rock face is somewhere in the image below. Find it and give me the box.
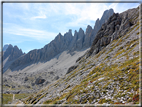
[35,78,45,85]
[3,44,23,61]
[5,8,114,71]
[3,44,13,60]
[91,8,114,44]
[70,28,85,51]
[3,44,24,73]
[86,7,139,58]
[83,25,93,48]
[3,44,9,52]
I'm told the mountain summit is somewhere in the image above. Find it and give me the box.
[3,44,9,52]
[3,44,23,61]
[3,44,23,72]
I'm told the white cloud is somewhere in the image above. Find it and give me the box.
[3,3,140,43]
[31,14,47,20]
[3,23,57,41]
[44,3,114,33]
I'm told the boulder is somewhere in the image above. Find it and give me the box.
[54,76,59,80]
[66,65,78,74]
[35,78,45,85]
[24,77,28,81]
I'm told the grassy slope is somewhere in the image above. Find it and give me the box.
[23,18,140,105]
[3,93,30,104]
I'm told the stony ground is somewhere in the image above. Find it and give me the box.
[3,5,141,106]
[21,19,141,106]
[3,50,88,94]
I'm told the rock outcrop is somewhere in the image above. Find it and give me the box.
[66,64,78,74]
[35,77,45,85]
[91,8,114,43]
[3,44,23,61]
[83,25,93,48]
[3,44,9,52]
[86,7,139,58]
[70,28,85,51]
[3,44,24,72]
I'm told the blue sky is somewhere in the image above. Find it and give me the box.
[3,2,140,53]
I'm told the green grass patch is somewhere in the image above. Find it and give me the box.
[3,94,13,104]
[15,93,30,100]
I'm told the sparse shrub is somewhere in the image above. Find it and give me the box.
[132,94,139,103]
[127,98,132,102]
[114,102,123,104]
[119,46,123,50]
[43,99,52,104]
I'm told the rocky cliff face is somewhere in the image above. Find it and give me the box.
[3,44,23,61]
[85,7,139,58]
[91,8,114,43]
[3,44,9,52]
[3,44,24,72]
[6,8,114,71]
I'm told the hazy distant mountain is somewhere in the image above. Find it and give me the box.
[3,44,23,61]
[3,44,9,52]
[3,44,24,72]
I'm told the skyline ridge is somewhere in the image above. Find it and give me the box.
[3,3,139,53]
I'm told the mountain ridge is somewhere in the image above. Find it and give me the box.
[3,44,9,52]
[4,8,114,72]
[3,8,114,96]
[3,44,24,72]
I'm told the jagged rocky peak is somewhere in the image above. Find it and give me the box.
[3,44,23,61]
[68,29,72,34]
[74,30,78,35]
[83,25,93,48]
[9,45,23,61]
[64,29,73,41]
[94,8,114,30]
[86,6,139,57]
[85,25,93,38]
[73,28,85,50]
[79,27,84,32]
[66,29,72,36]
[94,18,100,27]
[91,8,114,44]
[55,32,63,41]
[101,8,114,23]
[73,30,78,41]
[78,28,85,39]
[85,25,92,35]
[13,45,20,51]
[6,8,115,71]
[3,44,13,60]
[3,44,10,52]
[7,44,13,48]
